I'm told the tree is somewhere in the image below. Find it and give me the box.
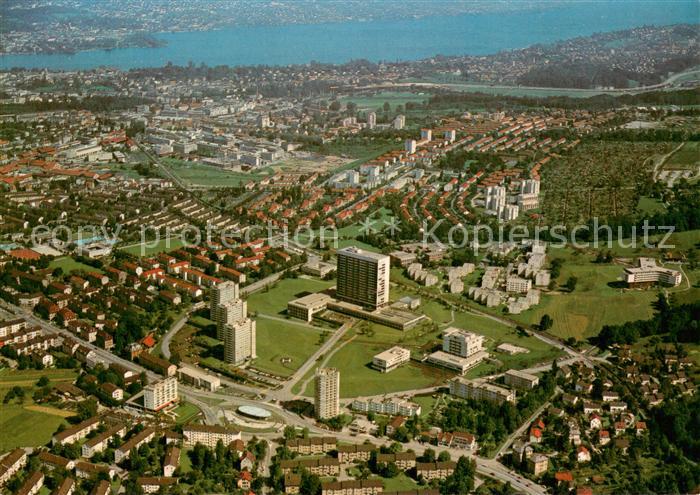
[440,456,475,495]
[437,451,451,462]
[299,470,322,495]
[565,276,578,292]
[539,314,554,331]
[77,398,98,420]
[283,425,297,441]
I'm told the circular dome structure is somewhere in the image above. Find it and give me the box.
[237,405,272,420]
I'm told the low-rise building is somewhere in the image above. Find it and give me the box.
[0,448,27,487]
[336,444,375,464]
[351,396,422,417]
[416,461,456,480]
[183,424,242,448]
[115,427,156,463]
[137,477,178,494]
[504,369,540,390]
[177,364,221,392]
[450,377,516,404]
[372,346,411,372]
[286,437,337,455]
[321,480,383,495]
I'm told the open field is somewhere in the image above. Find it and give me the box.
[159,158,271,187]
[507,244,697,340]
[48,256,103,274]
[0,405,68,452]
[636,196,667,216]
[0,369,78,452]
[252,317,325,377]
[246,277,335,315]
[663,141,700,170]
[119,237,185,256]
[339,91,430,111]
[375,473,420,492]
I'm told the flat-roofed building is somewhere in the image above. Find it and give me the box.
[302,260,336,278]
[504,369,540,390]
[625,258,682,287]
[336,247,390,309]
[442,328,484,357]
[372,346,411,372]
[352,397,422,417]
[506,276,532,294]
[450,377,516,404]
[144,377,178,411]
[288,293,333,322]
[315,367,340,420]
[426,350,488,374]
[177,364,221,392]
[183,424,241,448]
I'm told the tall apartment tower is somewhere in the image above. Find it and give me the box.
[367,111,376,130]
[210,282,256,365]
[393,114,405,130]
[315,367,340,419]
[336,247,390,309]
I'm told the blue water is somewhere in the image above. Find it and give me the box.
[1,1,698,70]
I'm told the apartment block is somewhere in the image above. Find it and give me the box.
[315,367,340,420]
[144,377,178,411]
[351,397,422,417]
[82,424,127,458]
[450,377,516,404]
[336,247,390,309]
[182,424,242,448]
[0,448,27,487]
[115,427,156,463]
[52,416,101,445]
[286,437,337,455]
[336,444,376,464]
[416,461,457,480]
[504,369,540,390]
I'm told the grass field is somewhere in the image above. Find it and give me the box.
[48,257,103,274]
[0,369,78,452]
[252,317,326,377]
[664,141,700,169]
[160,158,271,187]
[636,196,667,216]
[119,237,185,256]
[339,91,430,111]
[173,402,201,424]
[509,246,667,340]
[246,277,335,315]
[375,473,420,491]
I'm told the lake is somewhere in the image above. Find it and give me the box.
[1,0,697,70]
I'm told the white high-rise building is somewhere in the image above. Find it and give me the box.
[223,318,256,365]
[336,247,390,309]
[485,186,507,213]
[393,115,405,130]
[367,112,376,129]
[210,282,256,364]
[144,377,178,411]
[405,139,417,154]
[521,179,540,195]
[315,367,340,419]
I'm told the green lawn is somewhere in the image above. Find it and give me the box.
[49,257,103,274]
[374,473,420,491]
[160,158,271,187]
[246,277,335,315]
[252,317,325,377]
[173,402,201,424]
[664,141,700,169]
[119,237,185,256]
[339,91,430,111]
[636,196,666,216]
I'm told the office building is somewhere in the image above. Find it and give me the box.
[372,346,411,372]
[288,293,333,322]
[144,377,178,411]
[336,247,390,309]
[442,328,484,357]
[315,368,340,420]
[177,364,221,392]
